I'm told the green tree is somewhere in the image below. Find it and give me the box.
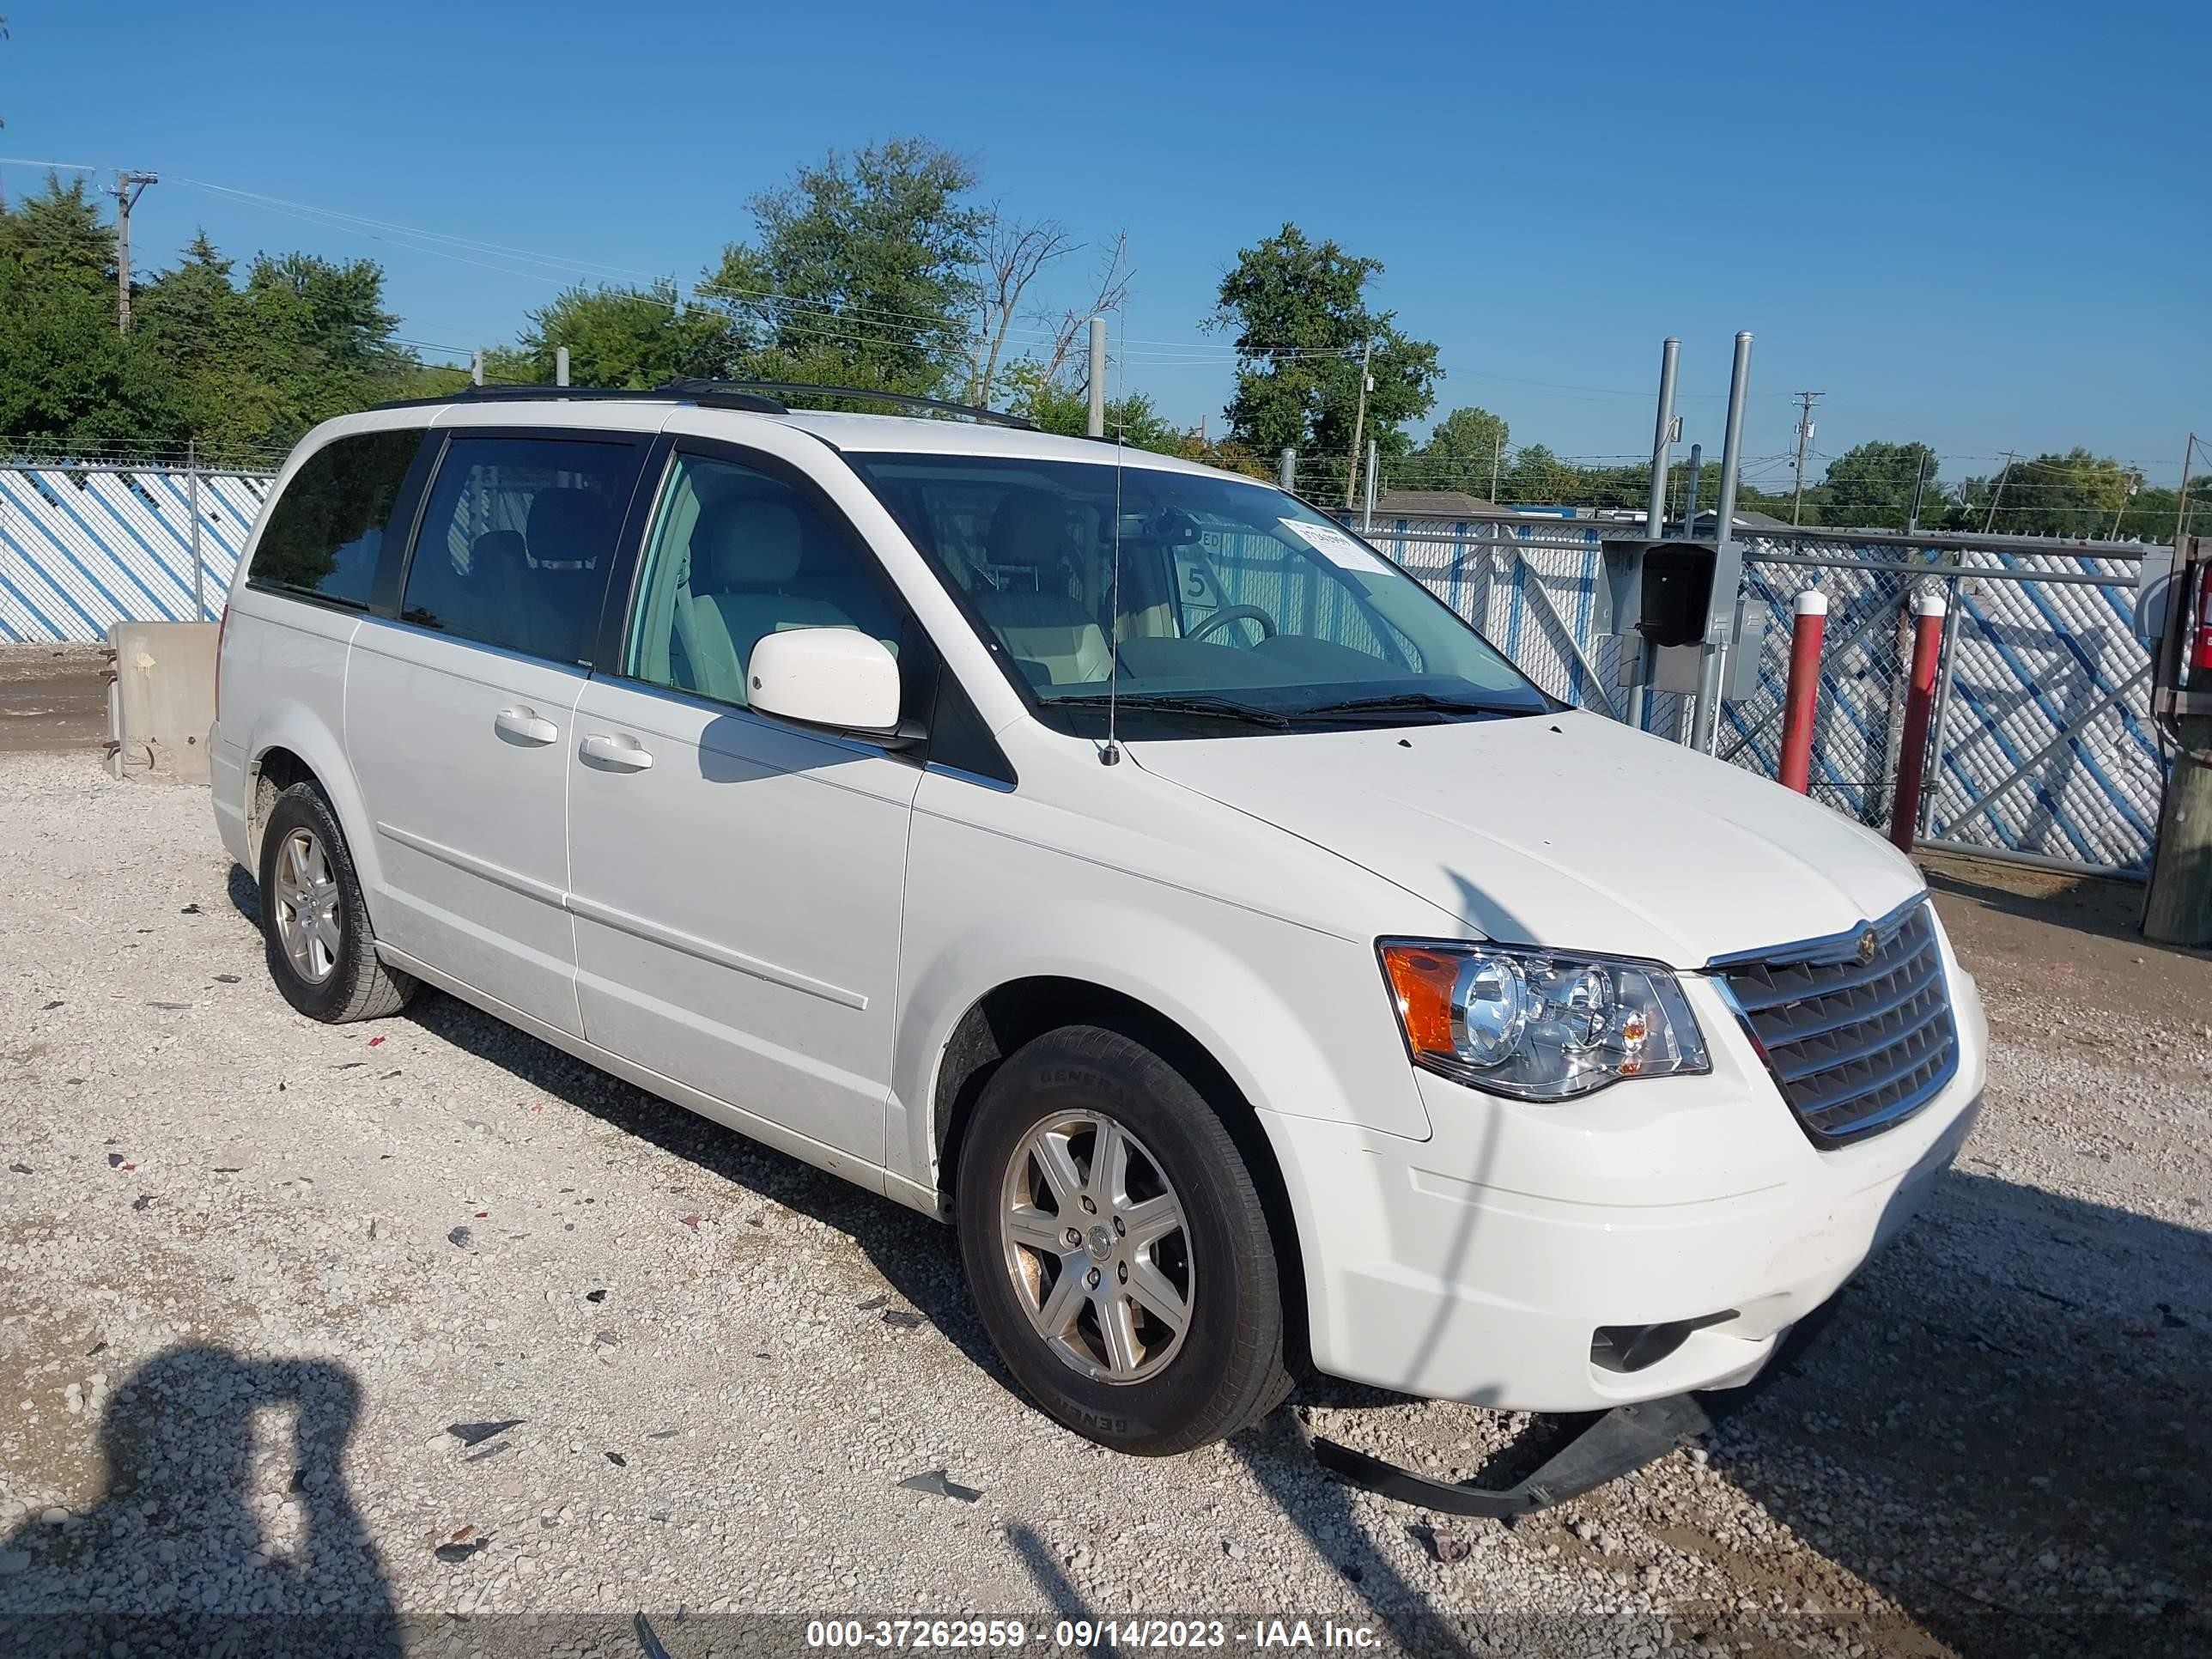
[0,172,112,278]
[1817,441,1938,530]
[484,280,749,388]
[1408,405,1509,494]
[1950,448,2137,538]
[701,137,986,396]
[1000,358,1178,453]
[0,175,179,452]
[1210,224,1439,491]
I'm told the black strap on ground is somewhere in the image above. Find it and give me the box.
[1304,1292,1849,1517]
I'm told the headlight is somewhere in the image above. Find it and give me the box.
[1378,939,1708,1101]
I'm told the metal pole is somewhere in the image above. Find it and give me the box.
[1888,590,1947,850]
[1343,339,1372,507]
[1698,331,1753,750]
[1681,444,1703,536]
[1279,448,1296,491]
[187,439,204,622]
[1363,440,1378,532]
[1644,338,1679,538]
[555,346,570,387]
[1778,589,1827,793]
[1086,317,1107,438]
[1918,579,1962,840]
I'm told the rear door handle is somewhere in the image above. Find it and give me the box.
[495,705,560,745]
[580,732,654,771]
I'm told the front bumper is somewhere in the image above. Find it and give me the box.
[1263,946,1988,1413]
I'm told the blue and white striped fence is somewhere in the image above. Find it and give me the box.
[0,463,273,643]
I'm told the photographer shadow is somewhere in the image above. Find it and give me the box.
[0,1345,399,1658]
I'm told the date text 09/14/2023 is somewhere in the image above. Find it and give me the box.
[803,1618,1384,1650]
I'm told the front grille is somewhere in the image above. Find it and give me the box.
[1717,896,1958,1146]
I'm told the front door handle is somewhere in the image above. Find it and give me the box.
[494,705,559,745]
[580,732,654,771]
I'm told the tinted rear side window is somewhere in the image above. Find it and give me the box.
[250,428,424,609]
[403,434,637,665]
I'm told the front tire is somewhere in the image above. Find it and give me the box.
[257,781,416,1024]
[956,1024,1291,1455]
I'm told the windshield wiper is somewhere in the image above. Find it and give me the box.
[1048,693,1291,729]
[1292,691,1528,721]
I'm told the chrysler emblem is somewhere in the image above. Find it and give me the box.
[1856,928,1880,964]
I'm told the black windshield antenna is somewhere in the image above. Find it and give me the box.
[1100,311,1126,767]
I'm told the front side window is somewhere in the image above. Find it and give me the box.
[250,428,423,609]
[851,453,1548,737]
[624,450,912,709]
[402,434,636,664]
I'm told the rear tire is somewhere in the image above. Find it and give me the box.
[257,781,416,1024]
[956,1024,1291,1455]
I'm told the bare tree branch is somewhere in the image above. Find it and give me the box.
[968,206,1076,405]
[1038,231,1133,391]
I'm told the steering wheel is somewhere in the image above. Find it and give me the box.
[1188,604,1278,643]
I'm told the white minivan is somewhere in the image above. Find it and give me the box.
[210,385,1984,1459]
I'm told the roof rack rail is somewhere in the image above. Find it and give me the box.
[366,379,1033,428]
[657,380,1036,430]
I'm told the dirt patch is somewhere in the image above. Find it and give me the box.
[0,646,110,756]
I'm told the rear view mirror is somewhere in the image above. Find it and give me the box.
[747,629,902,738]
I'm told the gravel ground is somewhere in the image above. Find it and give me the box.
[1,748,2207,1659]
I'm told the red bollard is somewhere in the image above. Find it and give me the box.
[1778,589,1827,794]
[1887,590,1948,852]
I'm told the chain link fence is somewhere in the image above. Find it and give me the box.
[1362,512,2161,878]
[0,460,275,642]
[0,453,2166,878]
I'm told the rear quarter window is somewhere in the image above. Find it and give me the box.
[249,428,425,609]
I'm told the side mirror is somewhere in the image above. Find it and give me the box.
[747,628,902,738]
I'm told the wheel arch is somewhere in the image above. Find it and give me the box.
[930,975,1311,1375]
[241,708,383,893]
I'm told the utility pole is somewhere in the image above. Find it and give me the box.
[104,171,159,335]
[1085,317,1107,438]
[1983,451,2016,534]
[1906,448,1930,536]
[2109,471,2138,539]
[1789,390,1824,526]
[2176,434,2198,546]
[1490,431,1502,504]
[1343,338,1373,508]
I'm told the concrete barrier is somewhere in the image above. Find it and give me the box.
[106,622,218,784]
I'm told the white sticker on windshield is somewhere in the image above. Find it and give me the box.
[1280,518,1389,573]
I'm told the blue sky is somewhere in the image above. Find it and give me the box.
[4,0,2205,489]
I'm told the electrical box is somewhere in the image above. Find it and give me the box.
[1636,544,1716,648]
[1728,601,1768,701]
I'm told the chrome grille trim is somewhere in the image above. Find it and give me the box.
[1712,894,1960,1146]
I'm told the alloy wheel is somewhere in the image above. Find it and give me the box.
[998,1110,1193,1385]
[270,827,342,984]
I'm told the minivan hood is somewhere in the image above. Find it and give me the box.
[1127,711,1923,967]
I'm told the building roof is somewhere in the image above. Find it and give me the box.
[1370,489,1506,520]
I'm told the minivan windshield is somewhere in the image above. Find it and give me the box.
[851,453,1551,738]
